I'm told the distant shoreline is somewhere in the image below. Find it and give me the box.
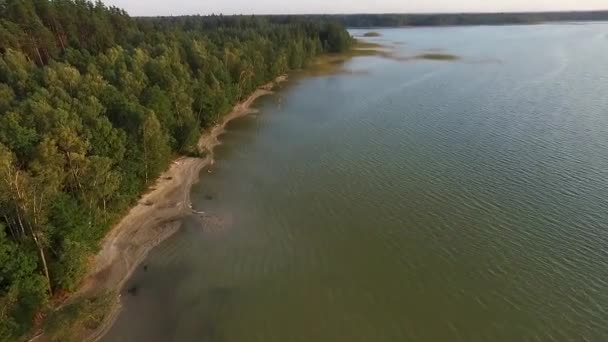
[308,11,608,28]
[346,20,608,30]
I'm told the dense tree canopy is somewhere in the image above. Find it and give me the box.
[0,1,352,339]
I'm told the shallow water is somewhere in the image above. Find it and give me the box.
[104,24,608,341]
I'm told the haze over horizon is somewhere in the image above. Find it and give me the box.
[102,0,608,16]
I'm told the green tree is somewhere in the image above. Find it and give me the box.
[0,226,47,340]
[0,83,15,113]
[0,49,35,96]
[141,111,170,184]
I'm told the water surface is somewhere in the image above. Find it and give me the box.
[104,24,608,341]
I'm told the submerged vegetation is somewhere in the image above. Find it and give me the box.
[351,40,460,63]
[353,41,385,50]
[306,40,385,76]
[308,39,460,77]
[0,0,352,339]
[415,53,460,61]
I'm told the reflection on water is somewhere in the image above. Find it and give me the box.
[104,24,608,341]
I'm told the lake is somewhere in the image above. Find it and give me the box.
[103,24,608,341]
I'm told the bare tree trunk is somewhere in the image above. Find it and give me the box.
[27,222,53,296]
[52,20,66,51]
[196,103,203,124]
[143,138,149,184]
[65,152,83,192]
[12,173,27,237]
[31,37,44,66]
[30,193,54,295]
[3,214,18,239]
[57,33,66,50]
[14,203,26,237]
[36,240,53,296]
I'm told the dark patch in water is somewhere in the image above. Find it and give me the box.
[127,285,139,296]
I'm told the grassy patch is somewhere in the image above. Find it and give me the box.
[42,292,114,342]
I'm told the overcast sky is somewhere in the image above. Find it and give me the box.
[101,0,608,16]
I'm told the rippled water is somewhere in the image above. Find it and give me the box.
[104,24,608,341]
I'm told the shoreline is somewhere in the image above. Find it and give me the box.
[85,74,287,295]
[35,75,287,342]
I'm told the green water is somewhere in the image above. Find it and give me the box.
[103,24,608,341]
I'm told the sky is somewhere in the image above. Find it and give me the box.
[101,0,608,17]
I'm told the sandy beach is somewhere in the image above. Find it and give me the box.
[33,75,287,342]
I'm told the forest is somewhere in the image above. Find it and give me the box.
[0,1,352,339]
[310,11,608,27]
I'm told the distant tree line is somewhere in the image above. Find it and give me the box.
[303,11,608,27]
[0,0,352,339]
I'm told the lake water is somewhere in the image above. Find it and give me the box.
[103,24,608,341]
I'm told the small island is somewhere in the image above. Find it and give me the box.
[363,31,382,37]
